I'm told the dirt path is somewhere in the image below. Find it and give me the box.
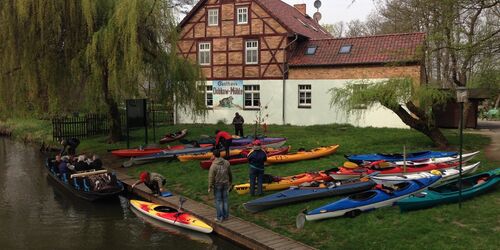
[469,120,500,162]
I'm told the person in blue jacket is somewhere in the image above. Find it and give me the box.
[247,140,267,196]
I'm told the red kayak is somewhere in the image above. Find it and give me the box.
[199,146,291,170]
[112,143,212,157]
[329,161,460,180]
[159,129,188,144]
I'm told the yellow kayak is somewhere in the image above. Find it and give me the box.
[266,145,339,164]
[130,200,213,233]
[177,149,244,161]
[234,170,333,195]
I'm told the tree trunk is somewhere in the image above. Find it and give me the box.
[101,65,122,142]
[391,102,450,149]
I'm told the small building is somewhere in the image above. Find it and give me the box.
[176,0,425,128]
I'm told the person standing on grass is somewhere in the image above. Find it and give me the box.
[208,149,232,222]
[247,140,267,196]
[232,112,245,137]
[131,171,166,196]
[215,129,232,158]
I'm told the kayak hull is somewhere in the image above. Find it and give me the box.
[266,145,339,164]
[346,151,457,163]
[130,200,213,234]
[199,146,291,169]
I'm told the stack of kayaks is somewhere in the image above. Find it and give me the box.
[392,151,479,166]
[199,146,291,169]
[329,161,461,180]
[234,170,333,195]
[159,129,188,144]
[397,168,500,211]
[178,149,244,161]
[266,145,339,164]
[370,162,481,186]
[243,178,376,213]
[130,200,213,234]
[304,175,441,220]
[230,137,287,146]
[345,150,458,164]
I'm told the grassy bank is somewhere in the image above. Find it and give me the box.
[3,119,499,249]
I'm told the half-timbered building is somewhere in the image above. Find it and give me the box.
[176,0,425,128]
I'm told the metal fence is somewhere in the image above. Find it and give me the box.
[52,110,174,141]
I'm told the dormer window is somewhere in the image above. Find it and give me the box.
[237,7,248,24]
[339,45,352,54]
[207,9,219,26]
[305,46,317,55]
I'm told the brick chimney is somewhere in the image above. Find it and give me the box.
[294,4,306,16]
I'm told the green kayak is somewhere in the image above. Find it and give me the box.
[397,168,500,211]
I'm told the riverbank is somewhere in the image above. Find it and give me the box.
[2,118,499,249]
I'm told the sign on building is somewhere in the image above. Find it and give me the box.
[212,80,244,109]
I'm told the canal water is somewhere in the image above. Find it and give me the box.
[0,137,241,249]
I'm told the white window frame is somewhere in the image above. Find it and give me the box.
[245,40,258,64]
[207,9,219,26]
[244,85,260,109]
[237,7,248,24]
[198,42,211,66]
[205,85,213,108]
[298,84,312,108]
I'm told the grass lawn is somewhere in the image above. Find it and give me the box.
[2,120,499,249]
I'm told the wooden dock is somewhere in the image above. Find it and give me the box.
[103,156,315,250]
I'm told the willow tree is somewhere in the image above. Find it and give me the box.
[1,0,205,142]
[330,78,452,148]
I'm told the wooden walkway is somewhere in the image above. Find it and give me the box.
[103,155,315,250]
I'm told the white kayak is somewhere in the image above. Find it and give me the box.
[370,162,480,186]
[393,151,480,166]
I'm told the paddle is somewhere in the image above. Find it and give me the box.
[296,210,307,229]
[173,196,187,224]
[122,158,134,168]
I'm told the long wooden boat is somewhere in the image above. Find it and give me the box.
[130,200,213,234]
[45,158,124,201]
[159,129,188,144]
[397,168,500,211]
[266,145,339,164]
[199,146,291,169]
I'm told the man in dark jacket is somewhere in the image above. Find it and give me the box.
[247,140,267,196]
[60,137,80,156]
[215,129,232,158]
[232,112,244,137]
[208,149,232,222]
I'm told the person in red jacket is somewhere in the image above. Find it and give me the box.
[215,129,232,158]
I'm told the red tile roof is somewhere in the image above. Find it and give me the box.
[178,0,332,39]
[254,0,332,39]
[289,33,426,66]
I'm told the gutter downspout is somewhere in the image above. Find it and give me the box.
[282,34,298,125]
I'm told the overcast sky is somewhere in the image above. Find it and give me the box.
[283,0,377,24]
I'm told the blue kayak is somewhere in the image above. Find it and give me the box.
[243,179,376,213]
[345,151,457,163]
[397,168,500,211]
[305,175,441,221]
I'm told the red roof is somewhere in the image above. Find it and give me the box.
[289,33,426,66]
[178,0,332,39]
[254,0,332,39]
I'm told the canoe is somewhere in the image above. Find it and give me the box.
[304,175,441,221]
[234,170,334,195]
[159,129,188,144]
[397,168,500,211]
[392,151,480,166]
[266,145,339,164]
[345,151,457,164]
[329,162,460,180]
[199,146,291,169]
[230,137,287,146]
[111,143,213,157]
[177,138,288,162]
[370,162,481,186]
[243,179,376,213]
[129,200,213,234]
[122,146,212,167]
[45,158,124,201]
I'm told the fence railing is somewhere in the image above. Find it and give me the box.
[52,110,174,141]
